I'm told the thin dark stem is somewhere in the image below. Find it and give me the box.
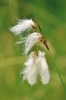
[49,50,66,91]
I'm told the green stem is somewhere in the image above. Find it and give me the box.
[49,50,66,91]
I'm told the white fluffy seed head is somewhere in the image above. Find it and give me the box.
[37,51,50,85]
[22,51,37,86]
[24,32,41,54]
[21,51,50,86]
[10,19,36,35]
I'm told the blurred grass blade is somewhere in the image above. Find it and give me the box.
[49,50,66,91]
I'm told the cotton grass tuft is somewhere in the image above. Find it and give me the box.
[22,51,37,85]
[37,51,50,84]
[21,51,50,85]
[24,32,41,54]
[10,19,36,35]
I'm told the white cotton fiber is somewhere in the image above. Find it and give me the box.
[10,19,35,35]
[24,32,41,54]
[22,52,37,85]
[37,51,50,84]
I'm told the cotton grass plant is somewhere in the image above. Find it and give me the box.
[10,18,65,89]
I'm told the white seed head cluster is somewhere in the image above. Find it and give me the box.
[21,51,50,85]
[10,18,50,85]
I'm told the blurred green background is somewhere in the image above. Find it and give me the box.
[0,0,66,100]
